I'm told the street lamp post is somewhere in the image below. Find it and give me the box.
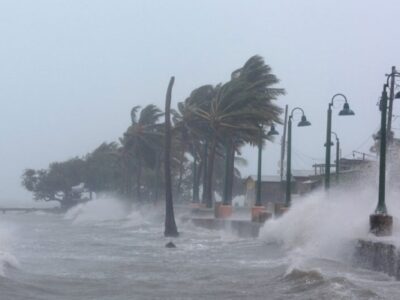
[369,73,400,236]
[285,108,311,208]
[370,84,393,236]
[387,67,400,140]
[326,132,340,184]
[255,124,279,206]
[332,132,340,184]
[325,94,355,190]
[252,124,278,222]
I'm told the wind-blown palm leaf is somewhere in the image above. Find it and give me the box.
[184,55,285,204]
[130,106,141,125]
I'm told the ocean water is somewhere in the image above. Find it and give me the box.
[1,193,400,300]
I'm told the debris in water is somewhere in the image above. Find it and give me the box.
[165,241,176,248]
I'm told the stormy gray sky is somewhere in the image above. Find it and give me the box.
[1,0,399,205]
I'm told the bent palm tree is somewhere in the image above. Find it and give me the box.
[190,55,285,207]
[172,85,215,203]
[164,76,179,237]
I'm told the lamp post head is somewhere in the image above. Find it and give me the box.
[339,102,355,116]
[267,124,279,136]
[298,115,311,127]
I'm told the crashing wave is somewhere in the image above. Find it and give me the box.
[64,197,130,224]
[0,252,19,277]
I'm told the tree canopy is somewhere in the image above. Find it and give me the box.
[22,55,285,210]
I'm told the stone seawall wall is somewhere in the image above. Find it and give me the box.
[354,239,399,279]
[190,218,261,238]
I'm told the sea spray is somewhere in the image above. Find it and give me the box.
[64,197,131,224]
[0,222,19,276]
[124,209,149,227]
[259,186,381,264]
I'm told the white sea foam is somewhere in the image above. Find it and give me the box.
[64,197,130,224]
[259,186,382,263]
[124,209,148,227]
[0,223,19,276]
[0,251,19,276]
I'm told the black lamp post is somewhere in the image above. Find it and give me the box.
[325,132,340,184]
[386,67,400,139]
[325,94,355,190]
[331,132,340,184]
[285,108,311,207]
[369,80,400,236]
[376,85,389,215]
[370,85,393,236]
[255,124,279,207]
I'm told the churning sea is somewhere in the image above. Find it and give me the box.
[1,190,400,300]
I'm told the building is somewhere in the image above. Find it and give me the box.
[244,156,378,208]
[244,170,319,207]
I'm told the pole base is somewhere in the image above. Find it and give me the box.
[215,204,233,219]
[274,203,289,217]
[251,206,271,223]
[370,214,393,236]
[191,202,205,209]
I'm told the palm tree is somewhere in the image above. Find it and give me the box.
[172,85,215,204]
[190,55,284,207]
[122,104,164,202]
[164,76,179,237]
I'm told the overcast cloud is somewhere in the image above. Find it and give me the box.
[1,0,399,205]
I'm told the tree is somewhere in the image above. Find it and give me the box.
[189,55,284,207]
[122,104,164,202]
[164,76,179,237]
[172,85,215,204]
[22,157,87,209]
[84,142,121,196]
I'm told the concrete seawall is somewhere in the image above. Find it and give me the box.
[183,217,262,238]
[354,239,399,279]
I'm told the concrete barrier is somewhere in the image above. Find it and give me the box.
[189,218,262,238]
[354,239,398,279]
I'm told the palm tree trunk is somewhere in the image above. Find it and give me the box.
[192,153,200,203]
[125,166,131,198]
[176,149,185,202]
[153,151,161,204]
[201,141,208,204]
[205,136,217,208]
[164,76,179,237]
[222,141,230,205]
[222,139,234,205]
[136,159,142,202]
[227,144,235,204]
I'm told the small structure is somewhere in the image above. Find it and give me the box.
[244,175,293,207]
[244,170,326,207]
[245,175,284,207]
[244,158,377,208]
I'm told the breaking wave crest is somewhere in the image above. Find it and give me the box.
[123,209,150,227]
[259,186,379,262]
[0,225,19,277]
[64,198,131,224]
[0,252,19,276]
[283,268,324,283]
